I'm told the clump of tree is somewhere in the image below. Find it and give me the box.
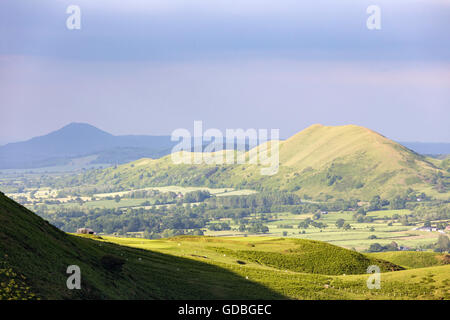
[367,241,400,253]
[298,218,327,230]
[208,222,231,231]
[183,190,211,203]
[247,222,269,234]
[352,209,374,223]
[335,219,352,230]
[367,195,390,211]
[435,234,450,253]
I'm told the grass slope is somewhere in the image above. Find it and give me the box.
[101,235,450,300]
[277,124,445,198]
[67,124,448,200]
[368,251,450,269]
[0,192,285,300]
[211,239,403,275]
[1,192,448,300]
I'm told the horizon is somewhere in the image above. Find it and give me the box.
[1,121,450,147]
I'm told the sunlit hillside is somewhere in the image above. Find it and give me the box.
[63,124,448,200]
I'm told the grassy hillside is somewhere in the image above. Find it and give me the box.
[102,235,450,300]
[0,192,285,299]
[105,236,403,275]
[368,251,450,269]
[64,124,448,200]
[209,238,403,275]
[277,124,446,198]
[1,192,449,300]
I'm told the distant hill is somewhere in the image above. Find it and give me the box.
[68,124,449,200]
[0,123,175,169]
[3,122,447,172]
[272,124,447,198]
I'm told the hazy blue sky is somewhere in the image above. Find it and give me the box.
[1,0,449,144]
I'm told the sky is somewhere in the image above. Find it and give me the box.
[0,0,449,144]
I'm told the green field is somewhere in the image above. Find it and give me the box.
[93,185,239,198]
[203,210,444,251]
[6,185,257,210]
[5,181,448,252]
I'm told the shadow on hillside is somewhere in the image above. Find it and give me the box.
[0,193,287,300]
[94,238,289,300]
[47,235,291,300]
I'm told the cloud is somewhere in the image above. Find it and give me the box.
[1,0,449,61]
[1,56,449,142]
[0,1,449,143]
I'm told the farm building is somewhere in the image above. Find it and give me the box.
[414,227,438,232]
[77,228,95,235]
